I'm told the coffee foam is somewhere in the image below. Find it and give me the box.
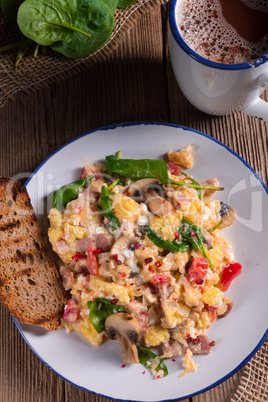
[176,0,268,64]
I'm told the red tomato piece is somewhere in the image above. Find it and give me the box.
[220,262,242,292]
[151,274,170,284]
[86,246,99,276]
[187,257,209,285]
[167,161,182,176]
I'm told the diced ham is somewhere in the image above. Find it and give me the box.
[86,246,98,275]
[162,335,212,358]
[59,264,74,291]
[95,233,112,251]
[80,165,102,181]
[158,283,174,300]
[201,178,219,202]
[54,240,70,255]
[75,237,94,252]
[127,300,148,329]
[165,190,189,209]
[167,161,182,177]
[63,299,81,323]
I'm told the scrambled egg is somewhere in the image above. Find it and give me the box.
[48,145,240,379]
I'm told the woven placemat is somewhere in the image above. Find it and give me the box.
[0,0,166,107]
[231,338,268,401]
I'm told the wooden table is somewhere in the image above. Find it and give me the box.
[0,3,267,402]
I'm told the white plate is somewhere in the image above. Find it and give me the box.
[15,122,268,401]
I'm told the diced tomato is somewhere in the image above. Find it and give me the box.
[167,161,182,177]
[72,254,86,262]
[86,246,99,276]
[63,299,81,323]
[187,257,209,285]
[220,262,242,292]
[150,274,170,284]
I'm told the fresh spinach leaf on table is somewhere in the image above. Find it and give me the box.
[117,0,137,8]
[51,0,117,58]
[17,0,91,46]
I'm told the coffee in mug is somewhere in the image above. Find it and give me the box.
[176,0,268,64]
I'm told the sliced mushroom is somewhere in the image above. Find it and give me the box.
[219,201,236,228]
[110,235,141,269]
[105,313,142,364]
[144,189,173,217]
[217,300,233,319]
[128,179,160,202]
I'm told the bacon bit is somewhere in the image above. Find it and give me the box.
[93,248,101,254]
[119,272,127,277]
[134,242,140,250]
[142,371,146,374]
[72,254,86,262]
[148,267,155,273]
[209,341,216,347]
[151,274,169,284]
[121,364,125,368]
[144,257,153,264]
[155,261,161,267]
[191,231,197,237]
[171,359,176,362]
[174,232,180,239]
[124,192,131,196]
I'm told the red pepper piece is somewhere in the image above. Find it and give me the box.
[151,274,170,284]
[220,262,242,292]
[86,246,98,276]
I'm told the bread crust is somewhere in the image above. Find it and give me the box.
[0,177,68,330]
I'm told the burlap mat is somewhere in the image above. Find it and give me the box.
[0,0,167,107]
[231,338,268,401]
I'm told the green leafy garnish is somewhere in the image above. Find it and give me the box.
[117,0,137,8]
[48,175,93,211]
[181,172,202,200]
[137,346,168,377]
[179,217,214,270]
[146,227,190,253]
[106,156,224,192]
[99,179,120,231]
[209,220,223,233]
[87,298,126,334]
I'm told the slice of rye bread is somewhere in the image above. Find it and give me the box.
[0,177,69,330]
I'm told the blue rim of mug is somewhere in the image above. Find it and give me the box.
[169,0,268,71]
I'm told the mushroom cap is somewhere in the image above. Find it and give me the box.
[105,312,143,364]
[219,201,236,228]
[144,190,173,217]
[128,179,160,202]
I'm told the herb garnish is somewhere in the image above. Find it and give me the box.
[137,346,168,378]
[106,155,224,192]
[48,175,93,211]
[99,179,120,231]
[87,298,126,334]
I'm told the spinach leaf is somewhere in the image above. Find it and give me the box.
[146,227,190,253]
[48,175,93,211]
[51,0,116,59]
[106,156,224,191]
[87,298,126,333]
[117,0,137,8]
[1,0,24,31]
[179,217,214,270]
[17,0,91,47]
[99,179,120,231]
[137,346,168,377]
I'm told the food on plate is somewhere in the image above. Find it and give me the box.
[0,177,68,330]
[48,145,242,377]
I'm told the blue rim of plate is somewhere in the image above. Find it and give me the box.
[169,0,268,70]
[12,121,268,402]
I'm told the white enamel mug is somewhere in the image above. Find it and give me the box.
[168,0,268,119]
